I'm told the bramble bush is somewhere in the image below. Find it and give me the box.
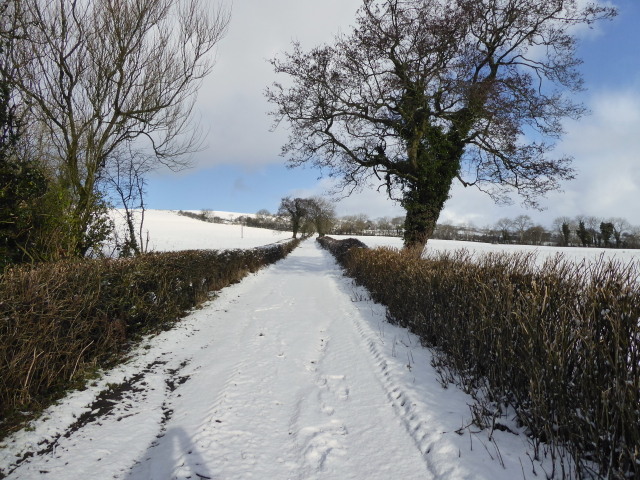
[0,239,300,435]
[318,236,640,480]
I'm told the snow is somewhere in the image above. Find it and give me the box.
[0,238,557,480]
[108,209,291,252]
[336,235,640,265]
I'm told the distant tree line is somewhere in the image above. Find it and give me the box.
[483,215,640,249]
[184,204,640,250]
[177,209,292,232]
[326,213,640,249]
[332,215,404,237]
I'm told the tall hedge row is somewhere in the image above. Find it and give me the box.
[0,240,300,432]
[318,236,640,480]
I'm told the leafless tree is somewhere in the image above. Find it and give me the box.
[105,148,152,256]
[625,225,640,249]
[583,215,602,246]
[391,216,404,236]
[552,216,574,246]
[523,224,547,245]
[3,0,230,256]
[494,217,514,243]
[306,197,336,237]
[434,222,458,241]
[278,197,312,238]
[376,217,394,236]
[512,214,533,243]
[609,217,631,248]
[267,0,615,252]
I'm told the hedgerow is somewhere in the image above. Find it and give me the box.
[0,239,300,436]
[318,236,640,480]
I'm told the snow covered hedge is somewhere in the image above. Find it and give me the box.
[0,239,300,436]
[319,236,640,480]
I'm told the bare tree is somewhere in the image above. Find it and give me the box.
[494,217,514,243]
[3,0,230,256]
[583,215,601,246]
[376,217,393,236]
[306,197,336,237]
[512,214,533,244]
[278,197,311,238]
[434,222,458,241]
[391,216,404,237]
[625,225,640,249]
[552,216,574,246]
[268,0,615,252]
[523,224,547,245]
[105,148,152,256]
[609,217,631,248]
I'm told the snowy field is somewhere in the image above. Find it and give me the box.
[3,213,637,479]
[108,209,291,252]
[335,235,640,265]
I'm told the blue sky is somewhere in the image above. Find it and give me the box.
[145,0,640,228]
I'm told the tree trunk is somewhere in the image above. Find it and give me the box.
[73,191,94,257]
[399,117,465,255]
[402,170,457,255]
[403,203,438,254]
[124,209,140,256]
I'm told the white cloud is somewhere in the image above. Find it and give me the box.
[554,89,640,223]
[193,0,362,169]
[436,88,640,228]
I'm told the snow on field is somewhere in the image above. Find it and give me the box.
[0,240,556,480]
[336,235,640,265]
[109,209,291,252]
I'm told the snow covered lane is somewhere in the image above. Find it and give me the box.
[2,239,547,480]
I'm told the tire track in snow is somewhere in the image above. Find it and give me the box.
[1,348,200,479]
[320,257,430,454]
[278,257,435,480]
[349,310,441,474]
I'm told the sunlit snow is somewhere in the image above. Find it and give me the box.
[108,209,292,252]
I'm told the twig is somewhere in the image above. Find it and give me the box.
[70,340,95,381]
[24,348,44,393]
